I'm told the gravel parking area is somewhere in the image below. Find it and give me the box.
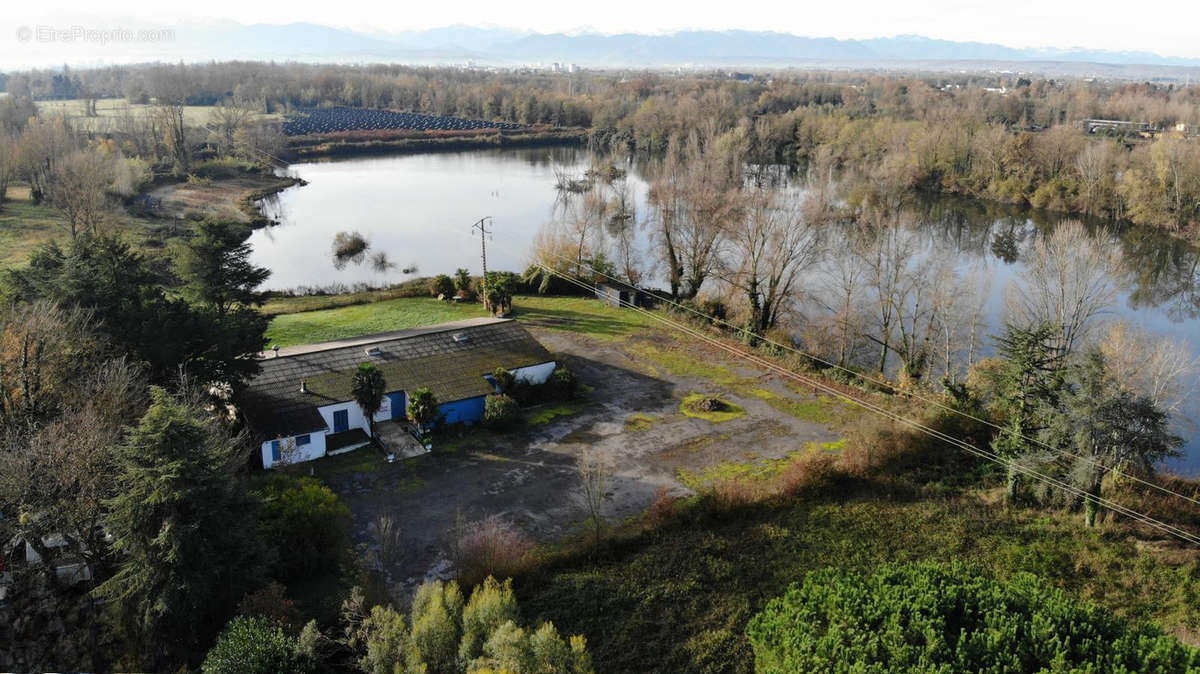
[313,326,844,591]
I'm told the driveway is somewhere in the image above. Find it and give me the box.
[314,326,843,591]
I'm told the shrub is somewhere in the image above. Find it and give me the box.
[429,274,455,298]
[647,486,681,525]
[332,231,370,266]
[745,561,1200,674]
[459,577,520,663]
[409,580,464,672]
[549,367,579,399]
[355,604,409,674]
[484,393,521,429]
[451,514,533,587]
[491,367,516,394]
[202,615,312,674]
[344,576,593,674]
[237,582,302,632]
[454,268,474,297]
[256,474,351,580]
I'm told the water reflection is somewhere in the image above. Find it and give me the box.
[252,146,1200,471]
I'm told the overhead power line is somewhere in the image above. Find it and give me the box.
[528,245,1200,511]
[499,244,1200,546]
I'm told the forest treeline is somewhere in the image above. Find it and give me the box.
[5,62,1200,233]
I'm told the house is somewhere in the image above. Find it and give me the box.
[240,317,556,469]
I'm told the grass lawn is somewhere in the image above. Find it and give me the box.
[265,297,490,347]
[264,294,652,347]
[36,99,281,132]
[0,185,181,268]
[516,488,1200,674]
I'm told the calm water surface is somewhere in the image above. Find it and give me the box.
[252,148,1200,473]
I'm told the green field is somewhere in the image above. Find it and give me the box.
[0,185,176,268]
[35,99,281,132]
[264,294,653,347]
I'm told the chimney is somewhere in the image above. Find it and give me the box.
[299,380,308,394]
[272,345,280,358]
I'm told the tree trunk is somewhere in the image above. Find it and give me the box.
[1084,478,1101,527]
[1006,467,1020,504]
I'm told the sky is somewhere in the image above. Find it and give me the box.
[4,0,1200,65]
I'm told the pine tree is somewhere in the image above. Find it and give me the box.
[98,387,263,669]
[989,323,1066,503]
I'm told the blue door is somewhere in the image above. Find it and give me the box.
[333,409,349,433]
[270,440,281,462]
[388,392,407,420]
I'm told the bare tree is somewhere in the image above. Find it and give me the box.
[48,150,114,239]
[814,243,869,369]
[234,122,286,162]
[208,103,254,157]
[0,133,14,209]
[929,265,989,386]
[855,221,921,375]
[575,448,612,547]
[1006,220,1121,358]
[718,188,822,338]
[647,134,688,298]
[1100,321,1200,414]
[16,115,76,204]
[1075,140,1118,215]
[602,176,644,285]
[149,66,192,175]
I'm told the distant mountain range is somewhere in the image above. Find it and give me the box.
[7,22,1200,73]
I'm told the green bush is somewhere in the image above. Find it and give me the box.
[491,367,516,394]
[429,274,455,298]
[746,561,1200,674]
[484,394,521,428]
[549,367,579,400]
[347,577,592,674]
[256,474,351,580]
[202,615,312,674]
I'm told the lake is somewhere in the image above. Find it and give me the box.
[251,147,1200,473]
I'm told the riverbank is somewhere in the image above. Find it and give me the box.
[284,126,587,161]
[145,173,304,226]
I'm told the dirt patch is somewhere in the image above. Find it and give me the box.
[147,174,299,224]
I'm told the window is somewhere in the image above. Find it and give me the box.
[296,434,311,447]
[270,440,281,462]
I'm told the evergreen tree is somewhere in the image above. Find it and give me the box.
[5,235,267,387]
[989,323,1066,502]
[175,219,270,315]
[1061,350,1182,526]
[98,387,263,669]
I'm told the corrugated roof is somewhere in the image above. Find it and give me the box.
[240,318,553,439]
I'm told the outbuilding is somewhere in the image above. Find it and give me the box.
[239,317,556,469]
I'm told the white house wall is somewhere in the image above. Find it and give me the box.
[373,394,394,423]
[512,361,556,385]
[317,401,372,437]
[260,430,327,469]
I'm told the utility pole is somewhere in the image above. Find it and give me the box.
[472,216,493,311]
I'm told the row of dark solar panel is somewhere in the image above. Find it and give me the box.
[282,107,526,136]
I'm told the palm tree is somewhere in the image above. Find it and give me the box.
[406,387,439,439]
[351,363,386,439]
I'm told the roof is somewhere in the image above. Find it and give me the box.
[240,318,554,439]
